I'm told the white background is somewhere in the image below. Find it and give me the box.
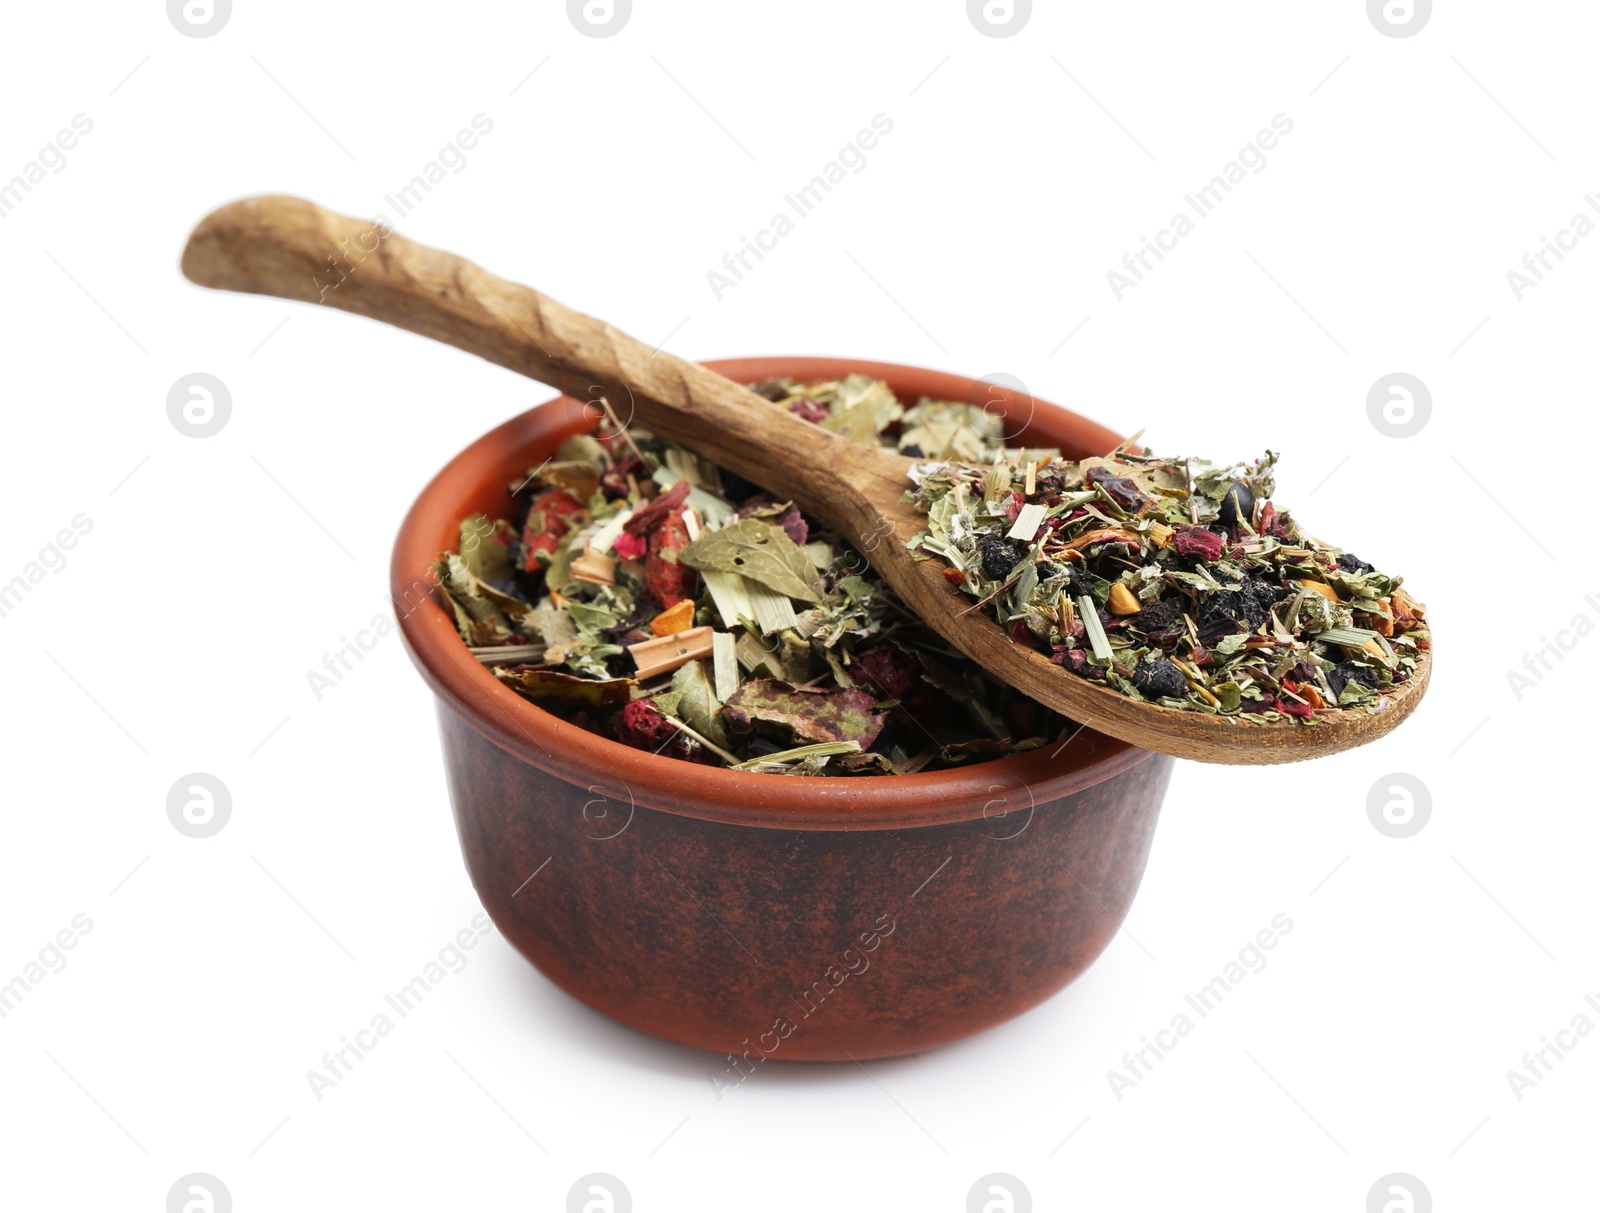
[1,1,1594,1209]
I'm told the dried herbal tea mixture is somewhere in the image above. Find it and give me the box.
[905,447,1428,721]
[434,376,1078,775]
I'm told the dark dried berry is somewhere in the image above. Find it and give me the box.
[1084,465,1148,511]
[1336,552,1375,574]
[1219,480,1255,528]
[1326,662,1380,699]
[1199,588,1265,630]
[1245,577,1281,614]
[1136,600,1178,631]
[1132,657,1188,700]
[978,533,1024,581]
[1345,662,1381,688]
[719,468,760,504]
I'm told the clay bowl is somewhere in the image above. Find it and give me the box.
[392,356,1174,1062]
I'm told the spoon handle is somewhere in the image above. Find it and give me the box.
[181,194,858,511]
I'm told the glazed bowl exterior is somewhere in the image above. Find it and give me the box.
[393,357,1174,1061]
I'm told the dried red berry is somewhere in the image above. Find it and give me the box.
[1085,465,1148,511]
[618,699,707,761]
[619,698,677,750]
[788,398,829,424]
[1171,526,1224,560]
[848,644,953,732]
[613,531,648,561]
[623,479,690,536]
[1273,695,1315,721]
[646,510,695,607]
[520,488,587,571]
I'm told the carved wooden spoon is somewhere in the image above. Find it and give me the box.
[180,195,1429,764]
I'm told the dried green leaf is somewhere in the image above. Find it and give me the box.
[679,518,823,604]
[665,659,731,749]
[496,667,635,707]
[722,679,884,749]
[458,514,514,585]
[433,554,527,646]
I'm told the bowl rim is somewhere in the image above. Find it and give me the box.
[391,355,1155,831]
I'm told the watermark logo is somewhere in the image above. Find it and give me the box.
[167,773,232,839]
[167,373,232,438]
[566,1172,631,1213]
[1365,373,1430,438]
[1366,1172,1431,1213]
[167,1173,232,1213]
[1367,0,1430,38]
[581,781,636,841]
[982,780,1035,841]
[967,0,1030,38]
[967,1172,1031,1213]
[567,0,630,37]
[966,372,1036,445]
[1367,773,1430,839]
[167,0,231,38]
[580,381,637,432]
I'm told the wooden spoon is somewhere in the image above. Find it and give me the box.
[180,195,1430,764]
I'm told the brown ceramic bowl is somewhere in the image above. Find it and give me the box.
[392,357,1174,1062]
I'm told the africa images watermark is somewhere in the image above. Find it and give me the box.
[304,516,508,700]
[1105,913,1294,1101]
[1504,589,1600,701]
[1505,194,1600,302]
[1106,114,1295,301]
[1505,989,1600,1102]
[706,114,895,301]
[0,515,94,621]
[305,912,497,1101]
[378,114,495,223]
[0,913,95,1021]
[312,114,495,304]
[706,911,897,1099]
[0,114,93,220]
